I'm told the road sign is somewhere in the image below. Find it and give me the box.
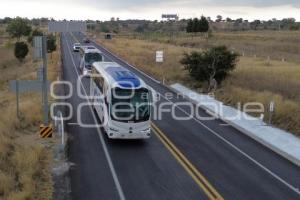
[9,80,49,93]
[48,21,87,33]
[9,36,49,124]
[269,101,275,125]
[162,14,179,21]
[39,124,53,138]
[34,36,43,59]
[156,51,164,63]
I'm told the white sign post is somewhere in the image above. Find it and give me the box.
[155,51,164,83]
[156,51,164,63]
[269,101,275,125]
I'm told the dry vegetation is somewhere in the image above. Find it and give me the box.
[119,30,300,63]
[95,31,300,136]
[0,27,60,200]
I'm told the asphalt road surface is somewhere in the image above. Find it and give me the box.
[60,32,300,200]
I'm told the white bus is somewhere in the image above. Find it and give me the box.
[80,46,103,75]
[91,62,152,139]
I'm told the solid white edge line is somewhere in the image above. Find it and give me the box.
[64,33,126,200]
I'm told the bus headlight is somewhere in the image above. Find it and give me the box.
[141,128,151,134]
[109,127,119,132]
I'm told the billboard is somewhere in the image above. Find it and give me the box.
[48,21,87,33]
[162,14,179,21]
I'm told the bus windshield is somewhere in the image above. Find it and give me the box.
[111,88,150,123]
[85,53,103,66]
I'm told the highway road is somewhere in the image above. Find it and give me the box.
[60,32,300,200]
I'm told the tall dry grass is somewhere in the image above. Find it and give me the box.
[115,30,300,64]
[98,38,193,85]
[0,28,60,200]
[97,36,300,136]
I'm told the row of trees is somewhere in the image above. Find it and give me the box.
[6,17,56,62]
[186,16,209,33]
[212,16,300,31]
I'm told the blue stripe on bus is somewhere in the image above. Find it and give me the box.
[105,67,141,88]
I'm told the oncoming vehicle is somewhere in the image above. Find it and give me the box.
[73,43,81,52]
[91,62,152,139]
[79,45,96,55]
[79,46,103,75]
[83,38,90,43]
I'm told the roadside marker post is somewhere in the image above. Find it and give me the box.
[269,101,275,125]
[39,124,53,138]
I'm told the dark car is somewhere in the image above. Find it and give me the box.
[83,38,90,43]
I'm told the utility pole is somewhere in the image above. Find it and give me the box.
[42,35,49,125]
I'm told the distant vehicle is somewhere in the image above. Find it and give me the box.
[105,33,112,40]
[91,62,151,139]
[73,43,81,52]
[80,47,103,75]
[83,38,90,43]
[79,45,96,55]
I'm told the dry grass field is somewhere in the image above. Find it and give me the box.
[0,27,60,200]
[119,30,300,63]
[96,32,300,136]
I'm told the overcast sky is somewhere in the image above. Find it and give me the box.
[1,0,300,21]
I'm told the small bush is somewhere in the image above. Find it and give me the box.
[180,46,239,89]
[47,34,56,54]
[14,42,28,62]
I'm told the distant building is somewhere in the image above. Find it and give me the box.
[162,14,179,21]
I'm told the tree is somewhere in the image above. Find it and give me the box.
[14,42,29,62]
[190,18,198,32]
[27,28,43,45]
[216,15,223,22]
[250,20,261,30]
[135,25,145,33]
[180,46,238,91]
[6,17,32,40]
[235,18,243,24]
[2,17,12,24]
[226,17,232,22]
[198,16,209,33]
[47,34,56,57]
[186,19,193,33]
[186,17,209,33]
[100,24,110,33]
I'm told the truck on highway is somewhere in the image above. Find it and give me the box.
[79,46,103,75]
[91,62,152,139]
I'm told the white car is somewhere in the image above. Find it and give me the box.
[73,43,81,52]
